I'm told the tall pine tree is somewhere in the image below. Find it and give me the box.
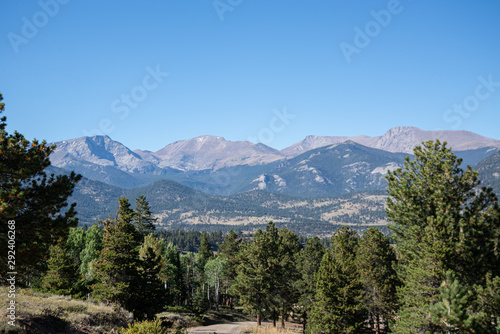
[309,227,365,334]
[275,228,302,328]
[295,237,325,332]
[232,223,280,325]
[134,195,156,237]
[136,234,168,320]
[197,232,214,271]
[0,93,81,284]
[219,230,242,309]
[356,228,399,334]
[386,140,500,332]
[92,197,142,313]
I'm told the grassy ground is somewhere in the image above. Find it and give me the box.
[0,287,132,333]
[0,288,256,334]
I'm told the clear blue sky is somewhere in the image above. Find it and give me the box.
[2,1,500,151]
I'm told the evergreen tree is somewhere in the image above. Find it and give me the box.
[136,234,168,320]
[356,227,399,333]
[430,271,472,333]
[295,237,325,332]
[92,197,142,313]
[198,232,214,270]
[385,140,500,332]
[218,230,242,309]
[163,242,183,306]
[134,195,156,237]
[0,93,81,283]
[469,273,500,332]
[309,227,365,334]
[232,223,280,325]
[275,228,302,328]
[42,240,79,295]
[139,234,168,283]
[196,232,213,307]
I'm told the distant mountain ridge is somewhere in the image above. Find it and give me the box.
[281,127,500,156]
[49,127,500,196]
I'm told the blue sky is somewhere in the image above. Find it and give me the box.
[1,1,500,151]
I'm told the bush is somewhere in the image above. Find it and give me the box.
[120,318,168,334]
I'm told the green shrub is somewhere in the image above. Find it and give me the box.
[120,318,168,334]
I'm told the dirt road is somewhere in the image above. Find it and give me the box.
[187,321,271,334]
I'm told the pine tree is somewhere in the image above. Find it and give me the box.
[296,237,325,332]
[92,197,142,313]
[218,230,242,309]
[430,271,472,333]
[134,195,157,237]
[198,232,214,270]
[0,93,81,283]
[232,223,280,325]
[163,242,183,306]
[356,227,399,333]
[385,139,500,332]
[309,227,365,334]
[42,240,79,295]
[275,228,302,328]
[136,234,168,320]
[469,273,500,332]
[139,234,168,282]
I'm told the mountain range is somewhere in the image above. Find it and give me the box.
[47,127,500,234]
[49,126,500,195]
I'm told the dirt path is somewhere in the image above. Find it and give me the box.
[188,321,272,334]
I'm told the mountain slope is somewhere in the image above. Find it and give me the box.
[474,150,500,195]
[247,141,409,197]
[68,176,389,236]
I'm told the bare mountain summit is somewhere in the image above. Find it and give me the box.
[50,135,162,174]
[152,135,284,171]
[282,127,500,156]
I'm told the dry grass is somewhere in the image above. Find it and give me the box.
[0,286,132,333]
[241,324,301,334]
